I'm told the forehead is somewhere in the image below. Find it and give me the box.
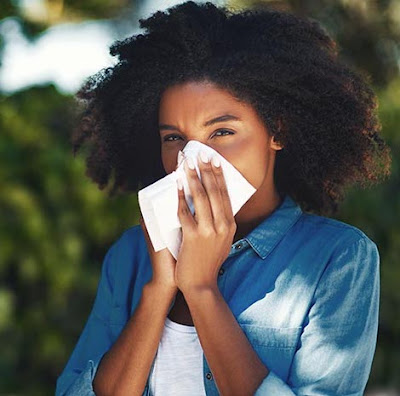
[159,81,252,121]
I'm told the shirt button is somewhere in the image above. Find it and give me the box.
[206,372,213,380]
[235,242,243,250]
[218,268,225,276]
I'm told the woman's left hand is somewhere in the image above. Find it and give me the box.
[175,152,237,294]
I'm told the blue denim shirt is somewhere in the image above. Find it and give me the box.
[55,194,380,395]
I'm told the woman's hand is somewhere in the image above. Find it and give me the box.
[175,152,237,294]
[139,215,178,294]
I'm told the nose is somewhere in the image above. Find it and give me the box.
[175,139,216,170]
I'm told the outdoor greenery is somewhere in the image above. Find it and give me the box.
[0,0,398,394]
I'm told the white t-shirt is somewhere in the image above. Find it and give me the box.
[149,317,207,395]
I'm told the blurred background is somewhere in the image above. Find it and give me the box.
[0,0,399,395]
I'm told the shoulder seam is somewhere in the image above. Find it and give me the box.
[300,213,375,242]
[310,236,377,305]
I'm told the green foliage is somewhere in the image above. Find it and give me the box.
[335,76,400,390]
[0,84,140,395]
[0,0,138,39]
[0,1,18,21]
[229,0,400,87]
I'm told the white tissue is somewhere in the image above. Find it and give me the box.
[138,140,257,260]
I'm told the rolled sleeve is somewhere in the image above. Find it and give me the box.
[57,359,99,396]
[255,371,295,396]
[56,241,119,396]
[254,236,380,395]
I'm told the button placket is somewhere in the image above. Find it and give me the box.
[230,240,247,256]
[203,354,220,395]
[217,264,227,295]
[217,256,234,297]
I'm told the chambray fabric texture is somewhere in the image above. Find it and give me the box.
[55,194,380,396]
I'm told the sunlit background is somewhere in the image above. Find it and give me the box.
[1,0,399,395]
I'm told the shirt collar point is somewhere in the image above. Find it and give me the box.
[245,194,303,259]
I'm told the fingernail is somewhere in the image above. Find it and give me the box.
[199,150,209,163]
[176,177,183,190]
[186,157,195,170]
[212,155,221,167]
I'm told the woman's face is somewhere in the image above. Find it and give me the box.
[158,80,282,191]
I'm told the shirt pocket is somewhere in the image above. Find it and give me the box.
[237,323,302,379]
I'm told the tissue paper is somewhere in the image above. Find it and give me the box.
[138,140,257,260]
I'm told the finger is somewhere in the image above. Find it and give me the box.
[183,157,213,227]
[176,176,197,231]
[196,151,226,226]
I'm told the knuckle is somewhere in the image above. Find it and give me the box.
[201,166,213,174]
[185,228,197,239]
[196,188,207,199]
[209,184,218,193]
[200,226,215,238]
[220,186,229,197]
[216,226,228,235]
[179,206,190,216]
[212,165,222,174]
[216,221,230,234]
[223,221,235,235]
[187,173,195,181]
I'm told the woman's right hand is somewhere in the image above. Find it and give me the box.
[139,215,178,294]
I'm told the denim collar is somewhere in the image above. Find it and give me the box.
[230,194,303,260]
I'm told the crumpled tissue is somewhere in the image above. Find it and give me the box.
[138,140,257,260]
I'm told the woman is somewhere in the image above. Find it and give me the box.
[56,2,392,395]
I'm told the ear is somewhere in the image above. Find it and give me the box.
[270,135,284,151]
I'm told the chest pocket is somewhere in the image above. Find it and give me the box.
[238,323,302,380]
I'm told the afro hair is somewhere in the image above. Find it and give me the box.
[71,1,392,216]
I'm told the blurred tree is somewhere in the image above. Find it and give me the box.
[0,1,144,394]
[0,84,140,394]
[229,0,400,88]
[0,0,145,39]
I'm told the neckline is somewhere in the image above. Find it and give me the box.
[165,317,197,333]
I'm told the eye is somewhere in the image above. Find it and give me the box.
[162,134,181,142]
[213,129,235,137]
[162,129,234,142]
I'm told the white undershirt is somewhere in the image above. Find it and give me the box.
[149,317,207,395]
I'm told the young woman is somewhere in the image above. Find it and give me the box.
[56,2,392,395]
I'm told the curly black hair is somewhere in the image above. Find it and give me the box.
[71,1,392,217]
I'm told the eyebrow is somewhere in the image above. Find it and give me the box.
[159,114,241,132]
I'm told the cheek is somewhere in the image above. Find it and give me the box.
[161,153,173,174]
[161,146,183,174]
[220,140,269,189]
[237,157,268,189]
